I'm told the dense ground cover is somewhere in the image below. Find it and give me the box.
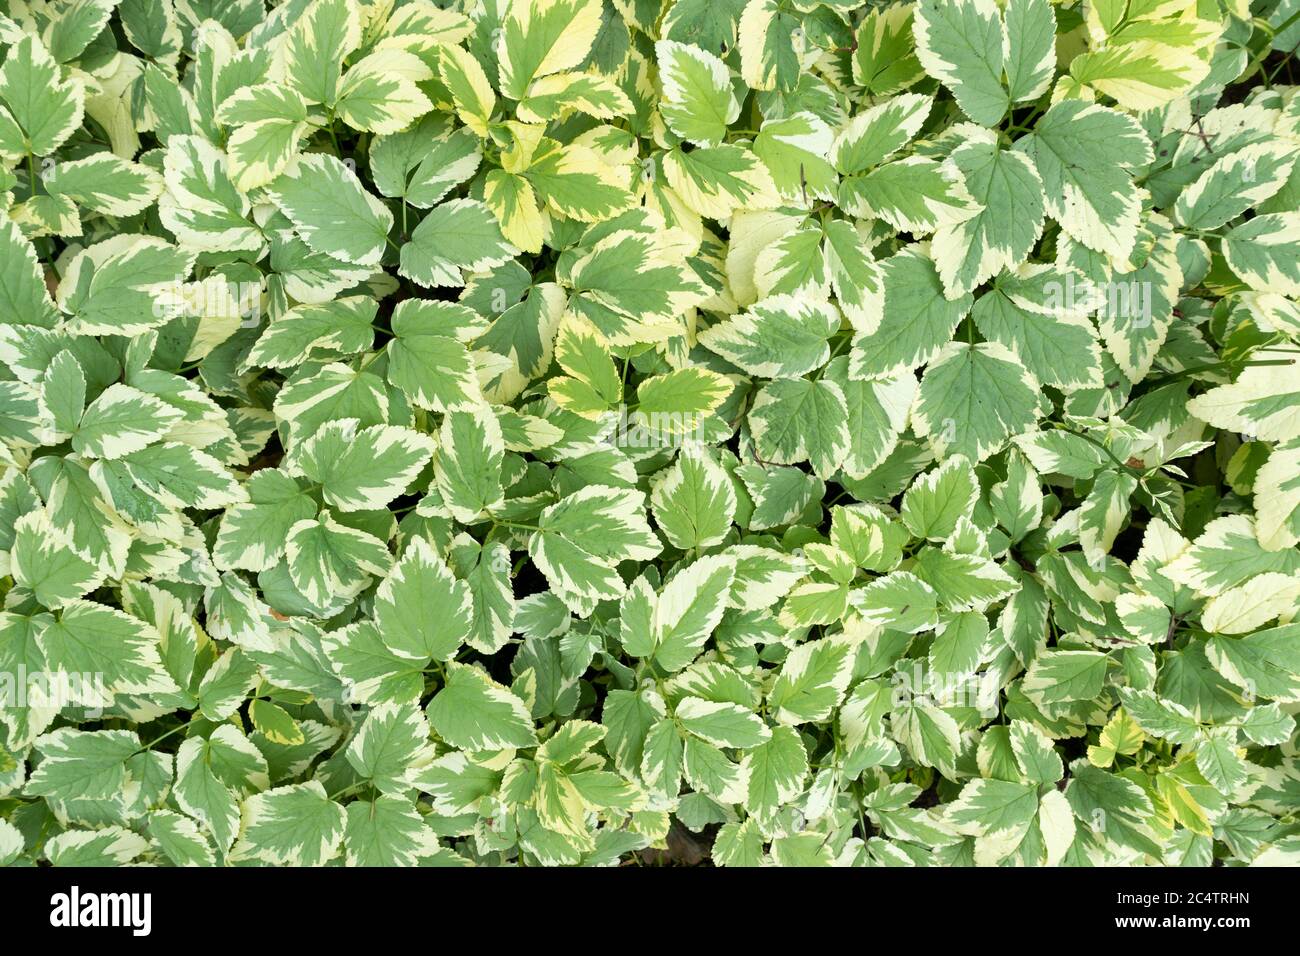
[1,0,1299,867]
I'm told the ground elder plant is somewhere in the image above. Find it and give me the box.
[0,0,1298,871]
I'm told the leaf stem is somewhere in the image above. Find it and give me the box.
[327,780,372,802]
[135,715,196,754]
[1050,423,1142,477]
[494,519,543,533]
[1147,357,1293,387]
[325,113,343,157]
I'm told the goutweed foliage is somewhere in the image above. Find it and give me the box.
[1,0,1299,868]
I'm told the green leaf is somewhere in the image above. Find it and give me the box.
[634,367,731,424]
[989,450,1044,543]
[149,810,216,867]
[650,445,736,551]
[655,39,739,146]
[948,778,1039,839]
[72,383,181,459]
[45,827,148,867]
[323,622,425,707]
[1010,721,1063,784]
[426,662,539,752]
[497,0,604,101]
[233,781,347,867]
[370,115,481,209]
[218,84,311,191]
[291,419,434,512]
[971,267,1103,391]
[58,236,194,336]
[215,469,318,572]
[822,358,914,480]
[346,702,436,793]
[175,725,269,853]
[46,151,162,218]
[10,510,101,609]
[929,611,989,679]
[385,300,487,413]
[741,725,807,827]
[335,50,433,135]
[841,156,978,234]
[344,794,440,866]
[1015,100,1151,256]
[699,295,839,378]
[932,141,1043,298]
[768,636,855,725]
[1004,0,1056,103]
[1187,353,1300,444]
[245,297,377,370]
[435,406,505,524]
[374,537,473,662]
[1079,469,1139,565]
[749,377,850,480]
[449,535,516,655]
[400,199,517,289]
[913,0,1008,126]
[901,455,979,541]
[737,0,802,92]
[196,646,259,721]
[528,485,661,615]
[0,35,83,156]
[628,554,736,673]
[849,249,972,380]
[284,511,393,608]
[26,728,139,801]
[268,153,393,267]
[853,571,940,633]
[832,93,932,175]
[0,219,57,328]
[664,144,776,220]
[676,697,770,749]
[249,699,305,747]
[1205,623,1300,702]
[1194,730,1248,795]
[1175,142,1298,231]
[281,0,362,106]
[38,600,177,702]
[913,342,1040,464]
[1024,650,1110,706]
[852,4,925,95]
[159,135,260,251]
[1222,213,1300,296]
[755,113,837,203]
